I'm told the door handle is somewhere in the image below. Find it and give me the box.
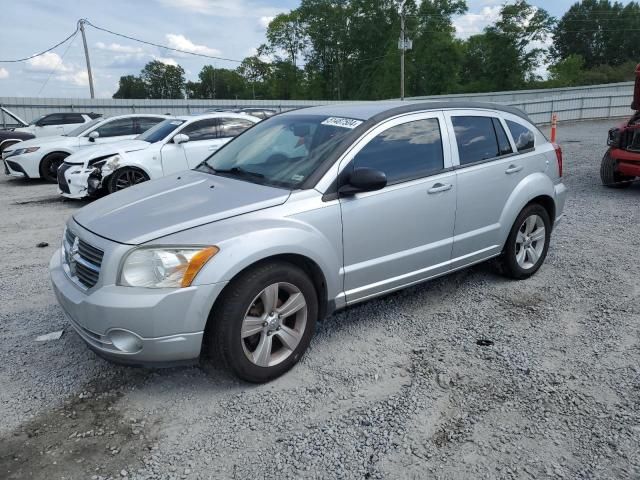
[208,146,218,151]
[505,164,523,174]
[427,183,452,194]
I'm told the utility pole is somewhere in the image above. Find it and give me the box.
[400,9,405,100]
[79,19,95,99]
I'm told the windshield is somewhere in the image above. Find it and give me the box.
[137,119,186,143]
[65,118,102,137]
[198,114,359,189]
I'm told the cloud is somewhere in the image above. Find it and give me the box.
[25,52,72,72]
[157,0,280,18]
[165,34,220,56]
[95,42,144,54]
[57,69,89,87]
[153,55,178,66]
[454,6,501,38]
[259,16,274,29]
[0,68,8,79]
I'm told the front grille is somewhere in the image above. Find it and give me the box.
[63,229,104,289]
[58,162,72,194]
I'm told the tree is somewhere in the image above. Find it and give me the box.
[548,54,585,86]
[265,11,307,66]
[112,75,146,99]
[411,0,468,95]
[553,0,640,69]
[140,61,186,99]
[238,56,271,99]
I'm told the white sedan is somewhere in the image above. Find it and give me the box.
[2,114,167,182]
[57,113,260,199]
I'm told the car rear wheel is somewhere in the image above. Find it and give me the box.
[600,151,634,188]
[106,167,149,193]
[39,152,68,183]
[500,204,551,280]
[207,261,317,383]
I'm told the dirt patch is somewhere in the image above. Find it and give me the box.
[0,382,155,479]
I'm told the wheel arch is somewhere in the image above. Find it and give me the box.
[208,253,330,326]
[499,173,557,250]
[0,138,24,152]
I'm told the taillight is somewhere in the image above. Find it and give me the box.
[553,143,563,177]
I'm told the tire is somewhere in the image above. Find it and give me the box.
[600,150,633,188]
[207,261,318,383]
[39,152,68,183]
[499,203,552,280]
[106,167,149,193]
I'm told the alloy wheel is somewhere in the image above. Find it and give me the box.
[241,282,307,368]
[515,214,546,270]
[114,169,147,190]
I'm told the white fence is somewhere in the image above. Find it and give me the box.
[0,81,635,127]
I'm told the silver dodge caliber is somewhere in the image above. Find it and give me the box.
[50,102,567,382]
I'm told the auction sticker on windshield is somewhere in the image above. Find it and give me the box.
[321,117,363,129]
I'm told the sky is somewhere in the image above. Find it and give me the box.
[0,0,633,98]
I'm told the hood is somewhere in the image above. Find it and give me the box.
[1,107,28,127]
[65,139,150,165]
[73,170,291,244]
[9,135,78,150]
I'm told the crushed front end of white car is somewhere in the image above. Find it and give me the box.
[58,141,147,199]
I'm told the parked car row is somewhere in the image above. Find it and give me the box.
[42,101,567,383]
[1,111,260,197]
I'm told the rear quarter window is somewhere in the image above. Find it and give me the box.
[506,120,535,152]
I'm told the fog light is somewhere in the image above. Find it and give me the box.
[107,329,143,353]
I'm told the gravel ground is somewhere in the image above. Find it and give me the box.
[0,119,639,479]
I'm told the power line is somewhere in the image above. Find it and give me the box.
[83,19,244,64]
[0,27,79,63]
[36,29,79,96]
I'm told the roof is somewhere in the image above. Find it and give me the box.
[284,100,531,123]
[172,112,260,121]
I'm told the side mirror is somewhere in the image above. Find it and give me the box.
[173,133,189,145]
[88,131,100,142]
[338,167,387,196]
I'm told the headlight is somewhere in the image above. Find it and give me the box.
[9,146,40,156]
[99,154,120,174]
[119,246,219,288]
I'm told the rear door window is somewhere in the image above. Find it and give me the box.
[62,113,85,124]
[506,120,535,152]
[179,119,218,141]
[218,117,256,137]
[134,117,164,134]
[352,118,444,184]
[95,118,135,137]
[452,116,514,165]
[493,118,513,156]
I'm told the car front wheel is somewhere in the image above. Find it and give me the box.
[39,152,68,182]
[207,261,317,383]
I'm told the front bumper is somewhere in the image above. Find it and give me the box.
[58,163,93,199]
[50,248,227,365]
[2,151,40,178]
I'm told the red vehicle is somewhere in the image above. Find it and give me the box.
[601,63,640,188]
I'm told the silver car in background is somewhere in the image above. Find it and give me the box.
[50,102,567,383]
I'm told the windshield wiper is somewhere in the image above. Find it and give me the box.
[214,166,265,179]
[196,162,217,174]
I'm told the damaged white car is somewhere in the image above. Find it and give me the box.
[57,113,260,199]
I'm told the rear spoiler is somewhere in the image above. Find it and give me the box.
[632,63,640,111]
